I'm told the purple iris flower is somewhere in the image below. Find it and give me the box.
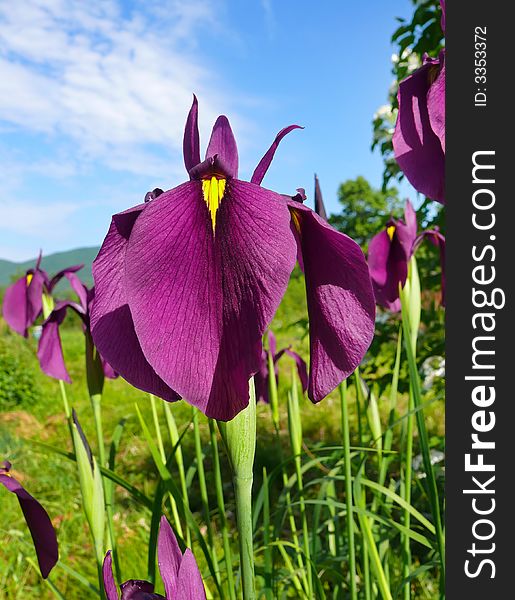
[37,274,117,383]
[392,2,445,204]
[368,200,445,310]
[368,200,418,311]
[2,252,84,338]
[103,515,206,599]
[255,331,308,403]
[91,96,375,421]
[0,460,59,578]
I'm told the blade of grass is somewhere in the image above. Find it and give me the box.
[208,418,236,600]
[288,371,313,597]
[163,402,192,546]
[105,417,126,584]
[340,380,357,600]
[135,404,224,599]
[149,394,183,540]
[400,285,445,588]
[192,409,221,589]
[262,467,273,600]
[354,471,393,600]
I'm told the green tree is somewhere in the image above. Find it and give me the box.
[328,176,402,249]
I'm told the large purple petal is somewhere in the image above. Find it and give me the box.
[125,180,297,420]
[250,125,302,185]
[393,57,445,204]
[314,174,328,220]
[157,516,182,598]
[2,276,29,336]
[183,95,201,174]
[289,203,375,402]
[102,552,120,600]
[37,304,71,383]
[0,469,58,578]
[427,53,445,152]
[205,116,238,179]
[90,206,180,403]
[176,549,207,599]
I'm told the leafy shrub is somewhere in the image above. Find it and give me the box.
[0,332,41,410]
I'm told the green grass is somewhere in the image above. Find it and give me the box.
[0,273,445,599]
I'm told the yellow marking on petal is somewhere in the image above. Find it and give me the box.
[202,176,226,232]
[290,209,302,234]
[26,273,33,286]
[386,225,396,241]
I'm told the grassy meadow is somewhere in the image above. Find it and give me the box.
[0,269,445,599]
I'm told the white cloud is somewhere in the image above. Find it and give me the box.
[0,0,242,176]
[0,198,79,238]
[261,0,276,38]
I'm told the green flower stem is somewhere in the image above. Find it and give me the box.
[399,258,419,600]
[90,394,106,467]
[339,381,357,600]
[209,419,236,600]
[58,380,71,420]
[402,388,414,600]
[234,473,255,600]
[218,381,257,600]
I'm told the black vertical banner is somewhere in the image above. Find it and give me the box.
[447,2,512,598]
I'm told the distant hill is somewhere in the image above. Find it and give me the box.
[0,247,99,288]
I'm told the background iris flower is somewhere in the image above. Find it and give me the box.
[254,330,308,404]
[103,515,206,600]
[368,200,417,311]
[37,276,117,384]
[2,252,83,337]
[0,460,59,579]
[91,96,375,421]
[368,200,445,311]
[392,1,445,204]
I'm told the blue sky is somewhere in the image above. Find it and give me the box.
[0,0,413,261]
